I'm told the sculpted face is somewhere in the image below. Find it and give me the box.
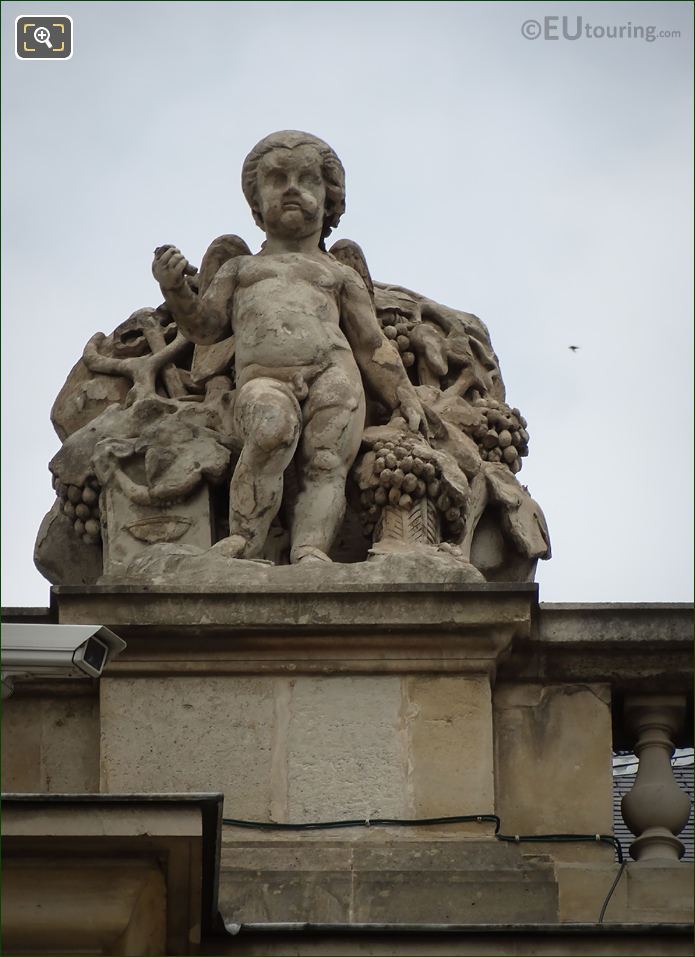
[255,145,326,240]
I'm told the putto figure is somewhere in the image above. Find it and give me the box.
[35,130,550,587]
[152,131,425,565]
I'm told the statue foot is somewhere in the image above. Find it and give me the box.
[438,541,468,561]
[291,545,333,565]
[210,535,273,565]
[211,534,248,558]
[437,542,486,580]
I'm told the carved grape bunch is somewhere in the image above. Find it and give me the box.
[378,312,416,369]
[469,397,529,474]
[53,474,102,545]
[357,435,466,540]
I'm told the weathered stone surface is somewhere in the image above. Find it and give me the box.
[556,864,630,922]
[50,355,130,442]
[352,866,557,924]
[101,484,214,579]
[405,676,495,816]
[626,863,694,922]
[220,846,352,923]
[497,603,693,694]
[494,682,613,835]
[1,690,99,792]
[218,841,558,925]
[52,582,534,644]
[537,603,693,645]
[82,588,528,833]
[1,696,42,791]
[554,860,693,925]
[556,860,693,925]
[54,585,529,836]
[34,500,102,587]
[123,542,488,588]
[286,676,406,820]
[100,677,275,818]
[98,671,505,826]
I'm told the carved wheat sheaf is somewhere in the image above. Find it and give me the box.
[378,500,440,545]
[424,499,440,544]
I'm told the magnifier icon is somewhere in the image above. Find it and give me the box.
[34,26,53,48]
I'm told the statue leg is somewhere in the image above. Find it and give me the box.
[290,363,366,564]
[458,470,488,560]
[223,378,301,559]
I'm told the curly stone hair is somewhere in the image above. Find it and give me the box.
[241,131,346,245]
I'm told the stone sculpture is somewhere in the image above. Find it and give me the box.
[35,130,550,587]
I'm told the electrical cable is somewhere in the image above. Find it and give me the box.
[598,861,627,924]
[222,813,501,831]
[223,815,623,860]
[496,831,624,863]
[222,814,626,923]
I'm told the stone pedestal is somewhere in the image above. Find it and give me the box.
[55,581,534,825]
[51,580,560,923]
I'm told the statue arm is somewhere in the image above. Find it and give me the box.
[152,247,235,345]
[340,271,426,433]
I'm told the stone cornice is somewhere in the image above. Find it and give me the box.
[47,583,537,678]
[3,593,690,687]
[498,602,693,690]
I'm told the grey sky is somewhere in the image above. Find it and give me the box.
[2,1,693,607]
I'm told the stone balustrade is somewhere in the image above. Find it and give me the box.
[621,695,691,863]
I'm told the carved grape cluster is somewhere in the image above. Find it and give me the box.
[470,398,529,473]
[358,437,465,539]
[54,475,102,545]
[378,313,416,368]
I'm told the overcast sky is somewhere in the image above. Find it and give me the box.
[2,1,692,607]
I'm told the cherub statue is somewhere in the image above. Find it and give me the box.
[35,129,549,588]
[152,130,426,565]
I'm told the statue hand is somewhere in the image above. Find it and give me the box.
[152,245,190,292]
[396,386,429,438]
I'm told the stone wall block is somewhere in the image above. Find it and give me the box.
[406,675,495,816]
[286,676,406,821]
[100,677,275,819]
[494,682,613,835]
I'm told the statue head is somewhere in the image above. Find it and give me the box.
[241,131,346,244]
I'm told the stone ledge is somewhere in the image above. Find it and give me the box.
[52,581,537,632]
[206,923,694,957]
[218,840,558,925]
[51,584,536,677]
[42,591,692,688]
[536,603,693,644]
[498,603,693,692]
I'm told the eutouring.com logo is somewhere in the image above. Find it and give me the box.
[521,16,681,42]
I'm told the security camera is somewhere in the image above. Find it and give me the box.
[1,624,126,693]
